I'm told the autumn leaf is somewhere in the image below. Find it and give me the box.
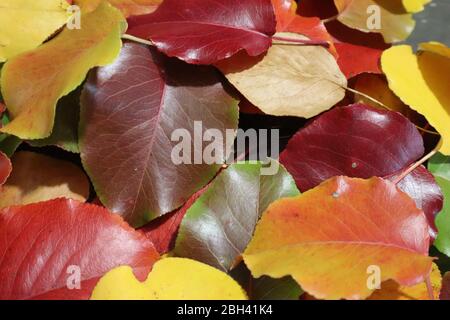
[334,0,417,43]
[174,161,299,271]
[0,199,159,299]
[441,272,450,300]
[91,258,247,300]
[0,0,126,139]
[127,0,276,65]
[334,42,383,78]
[368,263,441,300]
[0,151,90,208]
[0,0,72,61]
[27,88,81,153]
[79,42,239,227]
[139,186,207,254]
[429,152,450,256]
[218,32,347,118]
[402,0,431,13]
[243,176,433,300]
[108,0,162,17]
[382,42,450,155]
[279,104,424,191]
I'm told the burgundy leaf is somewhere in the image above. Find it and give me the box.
[139,185,208,254]
[387,165,443,238]
[0,199,159,300]
[127,0,276,64]
[79,42,238,227]
[279,104,424,191]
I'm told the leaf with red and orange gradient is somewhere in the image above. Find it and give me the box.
[0,198,159,299]
[272,0,332,45]
[0,1,126,139]
[83,0,162,17]
[243,176,433,300]
[0,151,11,186]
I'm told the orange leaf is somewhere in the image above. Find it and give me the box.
[243,176,433,300]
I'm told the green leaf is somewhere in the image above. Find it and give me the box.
[174,160,300,271]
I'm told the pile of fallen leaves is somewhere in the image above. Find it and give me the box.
[0,0,449,300]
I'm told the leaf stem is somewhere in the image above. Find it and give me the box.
[122,34,153,46]
[321,15,339,24]
[272,36,330,47]
[393,139,443,185]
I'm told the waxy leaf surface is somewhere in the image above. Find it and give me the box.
[127,0,276,64]
[243,176,432,300]
[80,42,239,227]
[0,1,126,139]
[174,161,299,271]
[279,104,424,191]
[91,258,247,300]
[0,199,159,299]
[0,152,90,208]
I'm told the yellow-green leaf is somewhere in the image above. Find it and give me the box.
[381,42,450,155]
[90,258,248,300]
[0,0,72,61]
[402,0,431,13]
[0,0,126,139]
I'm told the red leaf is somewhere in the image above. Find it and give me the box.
[441,272,450,300]
[127,0,276,64]
[79,42,238,227]
[279,104,424,192]
[335,42,383,78]
[0,199,159,300]
[139,186,208,254]
[387,166,443,238]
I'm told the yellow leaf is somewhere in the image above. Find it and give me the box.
[368,263,441,300]
[90,258,248,300]
[0,151,90,208]
[0,0,71,61]
[402,0,431,13]
[217,33,347,118]
[381,43,450,155]
[334,0,415,43]
[0,0,126,139]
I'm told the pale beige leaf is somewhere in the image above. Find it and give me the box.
[217,33,347,118]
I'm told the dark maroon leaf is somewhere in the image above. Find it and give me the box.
[279,104,424,191]
[127,0,276,65]
[0,199,159,300]
[387,165,443,238]
[79,42,239,227]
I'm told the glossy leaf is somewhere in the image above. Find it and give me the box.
[174,161,299,271]
[334,42,383,79]
[0,1,126,139]
[79,42,239,227]
[279,104,424,191]
[387,166,443,238]
[218,32,347,118]
[0,151,90,208]
[91,258,247,300]
[0,199,159,299]
[127,0,276,64]
[243,176,432,300]
[0,0,71,61]
[382,43,450,155]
